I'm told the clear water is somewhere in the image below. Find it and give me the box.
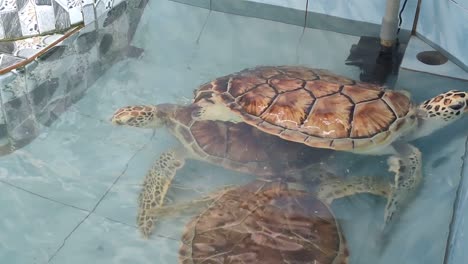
[0,1,466,263]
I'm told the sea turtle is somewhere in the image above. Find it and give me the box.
[148,173,390,264]
[111,103,334,238]
[191,65,467,228]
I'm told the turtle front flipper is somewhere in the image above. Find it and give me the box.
[383,143,422,231]
[137,149,186,238]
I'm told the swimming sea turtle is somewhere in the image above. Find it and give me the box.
[111,103,334,238]
[191,65,467,228]
[149,173,389,264]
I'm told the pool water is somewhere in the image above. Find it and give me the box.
[0,1,466,263]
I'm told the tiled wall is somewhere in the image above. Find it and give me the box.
[0,0,127,41]
[0,0,148,154]
[416,0,468,71]
[171,0,419,39]
[306,0,418,36]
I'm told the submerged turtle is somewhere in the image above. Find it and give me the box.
[149,173,389,264]
[111,104,334,237]
[191,65,467,227]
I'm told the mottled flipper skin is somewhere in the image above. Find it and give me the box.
[314,172,390,205]
[384,144,422,230]
[137,150,185,238]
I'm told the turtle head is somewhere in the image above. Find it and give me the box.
[412,90,467,139]
[110,105,164,128]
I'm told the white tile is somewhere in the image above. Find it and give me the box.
[35,5,56,34]
[0,182,87,263]
[130,0,209,68]
[68,6,84,25]
[18,0,40,37]
[49,214,179,264]
[189,10,303,77]
[400,37,468,81]
[0,110,153,210]
[417,0,468,69]
[82,4,97,26]
[296,27,362,77]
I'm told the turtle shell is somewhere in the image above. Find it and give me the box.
[179,181,348,264]
[194,66,415,151]
[168,105,332,177]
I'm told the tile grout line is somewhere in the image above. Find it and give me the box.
[0,179,90,213]
[195,9,211,45]
[295,0,309,64]
[101,215,180,242]
[47,133,155,263]
[186,3,211,68]
[0,109,136,214]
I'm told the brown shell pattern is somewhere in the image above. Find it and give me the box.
[173,106,332,176]
[179,181,344,264]
[198,66,412,150]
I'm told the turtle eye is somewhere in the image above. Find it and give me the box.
[449,102,465,111]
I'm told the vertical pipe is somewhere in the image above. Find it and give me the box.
[380,0,401,48]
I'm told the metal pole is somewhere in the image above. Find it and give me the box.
[380,0,401,49]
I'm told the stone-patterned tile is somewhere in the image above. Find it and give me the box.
[68,0,83,25]
[0,16,4,39]
[24,37,79,121]
[189,10,303,77]
[1,11,22,39]
[0,0,17,13]
[0,67,28,102]
[53,0,71,30]
[0,68,41,147]
[112,0,125,7]
[48,214,179,264]
[18,0,40,37]
[53,0,68,9]
[0,110,153,210]
[0,33,65,69]
[95,0,113,19]
[101,0,126,27]
[81,1,95,26]
[13,35,48,57]
[0,53,24,69]
[35,3,56,34]
[0,181,88,263]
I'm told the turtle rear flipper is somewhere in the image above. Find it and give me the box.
[314,173,390,205]
[137,149,185,238]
